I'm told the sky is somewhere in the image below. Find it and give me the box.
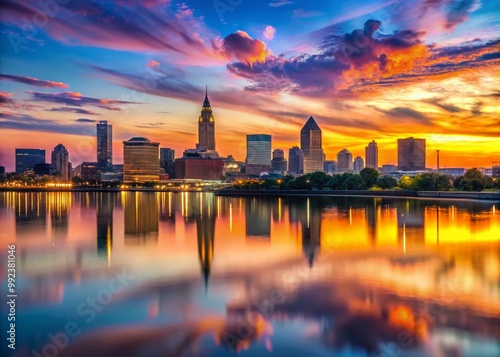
[0,0,499,172]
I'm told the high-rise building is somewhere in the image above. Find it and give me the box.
[365,140,378,169]
[81,162,98,181]
[51,144,70,181]
[324,160,336,174]
[493,165,500,178]
[300,116,323,173]
[398,137,426,171]
[246,134,272,176]
[15,148,45,174]
[337,149,353,172]
[123,137,160,182]
[33,163,50,176]
[271,149,287,175]
[288,146,304,175]
[96,120,112,170]
[197,87,216,151]
[381,164,397,174]
[353,156,365,174]
[160,148,175,178]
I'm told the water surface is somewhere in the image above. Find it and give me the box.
[0,192,499,357]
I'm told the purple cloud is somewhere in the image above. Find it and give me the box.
[28,91,140,110]
[0,0,212,60]
[0,74,69,88]
[48,107,100,115]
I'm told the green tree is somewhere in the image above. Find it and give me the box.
[435,174,452,191]
[342,175,366,190]
[464,168,484,181]
[72,176,84,185]
[398,176,414,190]
[377,176,398,190]
[404,173,452,191]
[360,168,379,188]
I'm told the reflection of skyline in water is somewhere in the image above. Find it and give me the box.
[124,192,159,244]
[1,192,499,357]
[301,197,321,266]
[197,194,215,290]
[48,192,71,240]
[13,192,47,235]
[97,192,114,256]
[246,197,271,238]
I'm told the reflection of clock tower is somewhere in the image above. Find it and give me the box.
[197,87,215,151]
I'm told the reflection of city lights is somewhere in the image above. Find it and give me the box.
[403,223,406,254]
[306,198,310,228]
[278,197,282,222]
[229,203,233,232]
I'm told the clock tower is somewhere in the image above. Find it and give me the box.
[197,87,215,151]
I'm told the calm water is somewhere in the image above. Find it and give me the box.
[0,191,499,357]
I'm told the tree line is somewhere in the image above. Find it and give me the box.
[233,168,500,192]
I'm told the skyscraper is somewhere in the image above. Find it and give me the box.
[300,116,323,173]
[123,137,160,182]
[51,144,70,181]
[365,140,378,169]
[398,137,426,171]
[337,149,353,172]
[197,87,216,151]
[160,148,175,178]
[288,146,304,175]
[353,156,365,174]
[271,149,287,175]
[324,160,336,174]
[96,120,112,170]
[246,134,272,176]
[15,148,45,174]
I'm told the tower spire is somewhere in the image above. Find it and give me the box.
[203,86,210,108]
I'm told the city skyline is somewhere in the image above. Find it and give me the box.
[1,0,499,171]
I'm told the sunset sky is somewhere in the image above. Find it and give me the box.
[1,0,499,172]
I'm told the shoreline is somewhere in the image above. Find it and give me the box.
[214,189,500,201]
[1,187,499,201]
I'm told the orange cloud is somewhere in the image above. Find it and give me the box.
[148,59,160,68]
[213,31,270,66]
